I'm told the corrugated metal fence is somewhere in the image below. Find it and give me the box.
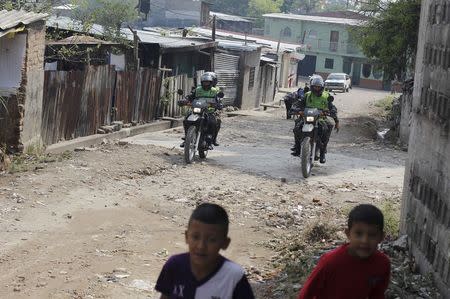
[42,66,161,145]
[160,74,193,118]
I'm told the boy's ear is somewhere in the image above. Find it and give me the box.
[221,237,231,250]
[344,228,350,239]
[185,230,188,243]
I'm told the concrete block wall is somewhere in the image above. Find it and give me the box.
[21,21,46,151]
[400,0,450,297]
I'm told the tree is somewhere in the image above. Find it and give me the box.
[351,0,421,80]
[281,0,324,14]
[248,0,283,27]
[0,0,54,13]
[211,0,250,16]
[72,0,139,39]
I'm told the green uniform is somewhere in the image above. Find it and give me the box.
[305,90,330,110]
[194,86,219,98]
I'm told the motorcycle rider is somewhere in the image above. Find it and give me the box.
[179,73,222,148]
[290,75,339,163]
[204,72,222,145]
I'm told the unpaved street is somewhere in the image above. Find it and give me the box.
[0,87,406,298]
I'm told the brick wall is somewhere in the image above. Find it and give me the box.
[400,0,450,296]
[21,20,46,151]
[359,78,383,90]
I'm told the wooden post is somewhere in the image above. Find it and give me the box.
[212,15,216,41]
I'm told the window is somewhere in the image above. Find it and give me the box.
[362,64,372,78]
[372,65,383,79]
[325,58,334,69]
[282,27,292,37]
[265,24,270,35]
[330,31,339,52]
[248,67,255,90]
[308,30,317,39]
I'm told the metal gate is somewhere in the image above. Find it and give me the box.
[214,53,240,106]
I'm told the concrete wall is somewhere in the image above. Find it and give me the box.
[21,21,46,151]
[239,48,262,109]
[400,0,450,297]
[399,84,414,146]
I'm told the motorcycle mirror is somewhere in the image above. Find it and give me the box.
[177,89,184,96]
[217,91,224,98]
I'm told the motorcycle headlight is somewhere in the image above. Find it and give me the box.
[193,107,201,113]
[306,116,315,122]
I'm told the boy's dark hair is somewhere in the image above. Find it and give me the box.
[348,204,384,231]
[189,203,229,236]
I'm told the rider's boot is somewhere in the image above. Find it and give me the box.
[319,149,326,164]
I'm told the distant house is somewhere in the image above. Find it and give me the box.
[210,11,253,34]
[263,12,386,90]
[0,10,47,153]
[145,0,210,28]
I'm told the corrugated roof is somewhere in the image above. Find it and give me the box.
[0,9,48,32]
[46,15,105,36]
[47,35,118,45]
[263,13,365,26]
[47,17,217,51]
[210,12,252,23]
[190,27,303,53]
[217,40,261,52]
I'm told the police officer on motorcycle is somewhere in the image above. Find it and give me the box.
[290,75,339,163]
[179,73,222,147]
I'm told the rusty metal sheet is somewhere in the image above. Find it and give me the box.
[42,66,115,145]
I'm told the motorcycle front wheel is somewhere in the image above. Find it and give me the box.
[184,126,197,164]
[301,137,312,178]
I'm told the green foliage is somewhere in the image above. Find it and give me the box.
[351,0,421,80]
[211,0,249,16]
[380,200,400,239]
[248,0,283,27]
[286,0,323,13]
[0,0,52,13]
[72,0,139,39]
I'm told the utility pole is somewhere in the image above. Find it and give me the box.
[212,15,216,41]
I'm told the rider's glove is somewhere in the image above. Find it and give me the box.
[334,122,340,133]
[177,99,188,106]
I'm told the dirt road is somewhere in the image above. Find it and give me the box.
[0,87,406,298]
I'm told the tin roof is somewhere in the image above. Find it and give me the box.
[47,16,217,52]
[190,27,303,53]
[47,35,118,45]
[263,13,365,26]
[0,9,48,32]
[210,12,253,23]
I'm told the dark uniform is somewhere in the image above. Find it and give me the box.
[291,90,339,162]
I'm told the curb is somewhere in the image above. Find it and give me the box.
[45,119,183,154]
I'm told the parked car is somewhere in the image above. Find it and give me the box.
[325,73,352,92]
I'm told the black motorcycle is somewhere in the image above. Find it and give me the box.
[178,90,223,164]
[294,107,325,178]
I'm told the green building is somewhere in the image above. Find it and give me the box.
[263,13,386,90]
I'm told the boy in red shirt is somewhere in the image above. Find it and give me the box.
[298,204,391,299]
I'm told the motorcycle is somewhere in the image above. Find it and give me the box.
[177,90,224,164]
[294,107,326,178]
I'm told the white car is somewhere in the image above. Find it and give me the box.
[325,73,352,92]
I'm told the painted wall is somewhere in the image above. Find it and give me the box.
[264,16,385,90]
[0,34,26,89]
[239,48,262,109]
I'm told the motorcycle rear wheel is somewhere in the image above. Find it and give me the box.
[301,137,312,178]
[184,126,197,164]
